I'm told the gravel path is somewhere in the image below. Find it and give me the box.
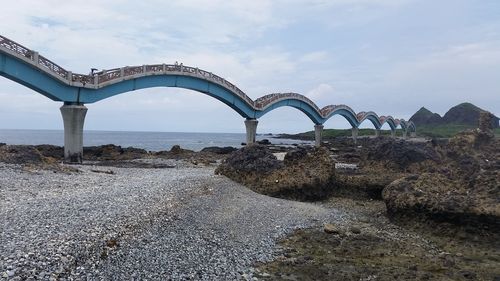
[0,161,349,280]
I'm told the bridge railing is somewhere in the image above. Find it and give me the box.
[38,54,69,80]
[320,104,355,118]
[93,64,254,107]
[0,35,33,60]
[254,93,321,112]
[0,35,254,106]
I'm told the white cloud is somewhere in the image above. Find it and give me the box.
[306,83,335,102]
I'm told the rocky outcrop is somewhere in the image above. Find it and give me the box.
[364,138,440,171]
[83,144,149,161]
[0,145,48,165]
[409,102,499,128]
[328,137,440,200]
[216,145,335,200]
[382,128,500,231]
[200,146,237,154]
[409,107,444,126]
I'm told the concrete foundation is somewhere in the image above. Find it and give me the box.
[352,127,359,144]
[60,104,87,163]
[244,119,258,145]
[314,124,323,147]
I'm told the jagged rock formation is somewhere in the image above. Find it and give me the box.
[382,128,500,231]
[409,107,444,126]
[409,102,499,128]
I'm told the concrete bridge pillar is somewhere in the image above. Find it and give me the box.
[375,129,381,137]
[410,131,416,138]
[390,130,396,138]
[244,119,258,145]
[60,104,87,163]
[403,130,408,139]
[352,127,359,144]
[314,124,323,147]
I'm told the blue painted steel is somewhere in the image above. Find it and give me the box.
[0,53,78,101]
[323,109,359,128]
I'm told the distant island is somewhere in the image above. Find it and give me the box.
[280,102,500,139]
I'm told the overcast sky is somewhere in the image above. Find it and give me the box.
[0,0,499,133]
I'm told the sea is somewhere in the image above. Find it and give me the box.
[0,129,311,151]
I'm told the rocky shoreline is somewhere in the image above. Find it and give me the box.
[1,119,499,280]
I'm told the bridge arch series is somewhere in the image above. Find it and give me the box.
[0,35,416,163]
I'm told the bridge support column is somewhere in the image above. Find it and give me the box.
[410,131,416,138]
[352,127,359,144]
[403,130,408,139]
[375,129,381,137]
[60,104,87,163]
[390,130,395,138]
[245,119,258,145]
[314,124,323,147]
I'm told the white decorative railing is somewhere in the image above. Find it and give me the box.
[254,92,321,112]
[0,35,33,59]
[320,104,355,118]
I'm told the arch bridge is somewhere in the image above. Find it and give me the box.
[0,35,416,163]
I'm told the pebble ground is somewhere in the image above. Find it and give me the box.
[0,161,349,280]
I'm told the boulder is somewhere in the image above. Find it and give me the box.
[257,139,271,145]
[365,138,440,171]
[200,146,238,154]
[216,146,335,201]
[216,145,283,175]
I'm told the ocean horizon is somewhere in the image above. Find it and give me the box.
[0,129,311,151]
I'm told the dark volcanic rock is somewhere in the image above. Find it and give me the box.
[365,138,439,170]
[283,147,308,164]
[382,130,500,231]
[216,145,335,200]
[409,107,443,126]
[216,145,283,174]
[0,145,46,164]
[257,139,271,145]
[200,146,238,154]
[35,145,64,159]
[84,144,148,161]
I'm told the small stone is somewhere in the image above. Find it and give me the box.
[7,270,15,277]
[324,223,341,234]
[350,227,361,234]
